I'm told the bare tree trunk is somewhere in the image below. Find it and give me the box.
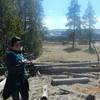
[89,25,92,50]
[89,35,92,50]
[92,42,100,61]
[72,32,75,49]
[72,26,76,49]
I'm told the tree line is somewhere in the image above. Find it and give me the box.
[0,0,44,59]
[66,0,97,49]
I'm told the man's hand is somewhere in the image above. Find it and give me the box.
[22,59,37,64]
[24,60,31,64]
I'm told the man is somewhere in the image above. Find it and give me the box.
[3,36,30,100]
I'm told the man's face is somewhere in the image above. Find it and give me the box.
[13,42,23,51]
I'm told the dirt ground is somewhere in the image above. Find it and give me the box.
[29,74,100,100]
[0,42,100,100]
[38,42,100,63]
[30,42,100,100]
[1,74,99,100]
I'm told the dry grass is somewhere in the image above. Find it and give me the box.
[75,85,100,94]
[38,42,100,63]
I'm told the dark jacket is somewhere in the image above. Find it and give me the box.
[3,50,29,100]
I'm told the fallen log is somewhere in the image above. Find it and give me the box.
[70,73,97,78]
[51,77,90,86]
[40,67,100,75]
[40,85,48,100]
[52,67,100,73]
[36,60,89,65]
[52,75,68,79]
[52,73,96,79]
[35,61,100,68]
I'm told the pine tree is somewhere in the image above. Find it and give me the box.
[66,0,81,49]
[22,0,43,58]
[0,0,24,57]
[0,0,44,58]
[82,2,96,50]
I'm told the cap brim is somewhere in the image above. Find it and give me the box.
[16,41,23,45]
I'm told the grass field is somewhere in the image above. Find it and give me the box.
[38,42,100,63]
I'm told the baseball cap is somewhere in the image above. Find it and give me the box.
[10,36,22,47]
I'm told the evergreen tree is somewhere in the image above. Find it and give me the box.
[22,0,43,58]
[0,0,23,57]
[82,2,96,50]
[66,0,81,48]
[0,0,44,58]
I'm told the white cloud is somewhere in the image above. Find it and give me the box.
[96,17,100,22]
[42,17,54,29]
[95,17,100,29]
[60,17,68,25]
[95,24,100,29]
[43,16,100,29]
[61,17,67,22]
[42,16,67,29]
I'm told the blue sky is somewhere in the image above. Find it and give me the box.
[42,0,100,29]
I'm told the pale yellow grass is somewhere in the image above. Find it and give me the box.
[38,42,100,63]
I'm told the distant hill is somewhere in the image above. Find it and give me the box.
[44,29,100,41]
[48,29,67,36]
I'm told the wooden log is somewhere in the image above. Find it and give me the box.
[52,75,68,79]
[39,66,100,75]
[0,78,6,93]
[51,77,90,86]
[36,60,89,65]
[40,85,48,100]
[35,61,100,68]
[70,73,97,78]
[59,60,89,63]
[53,67,100,72]
[50,67,100,74]
[52,73,96,79]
